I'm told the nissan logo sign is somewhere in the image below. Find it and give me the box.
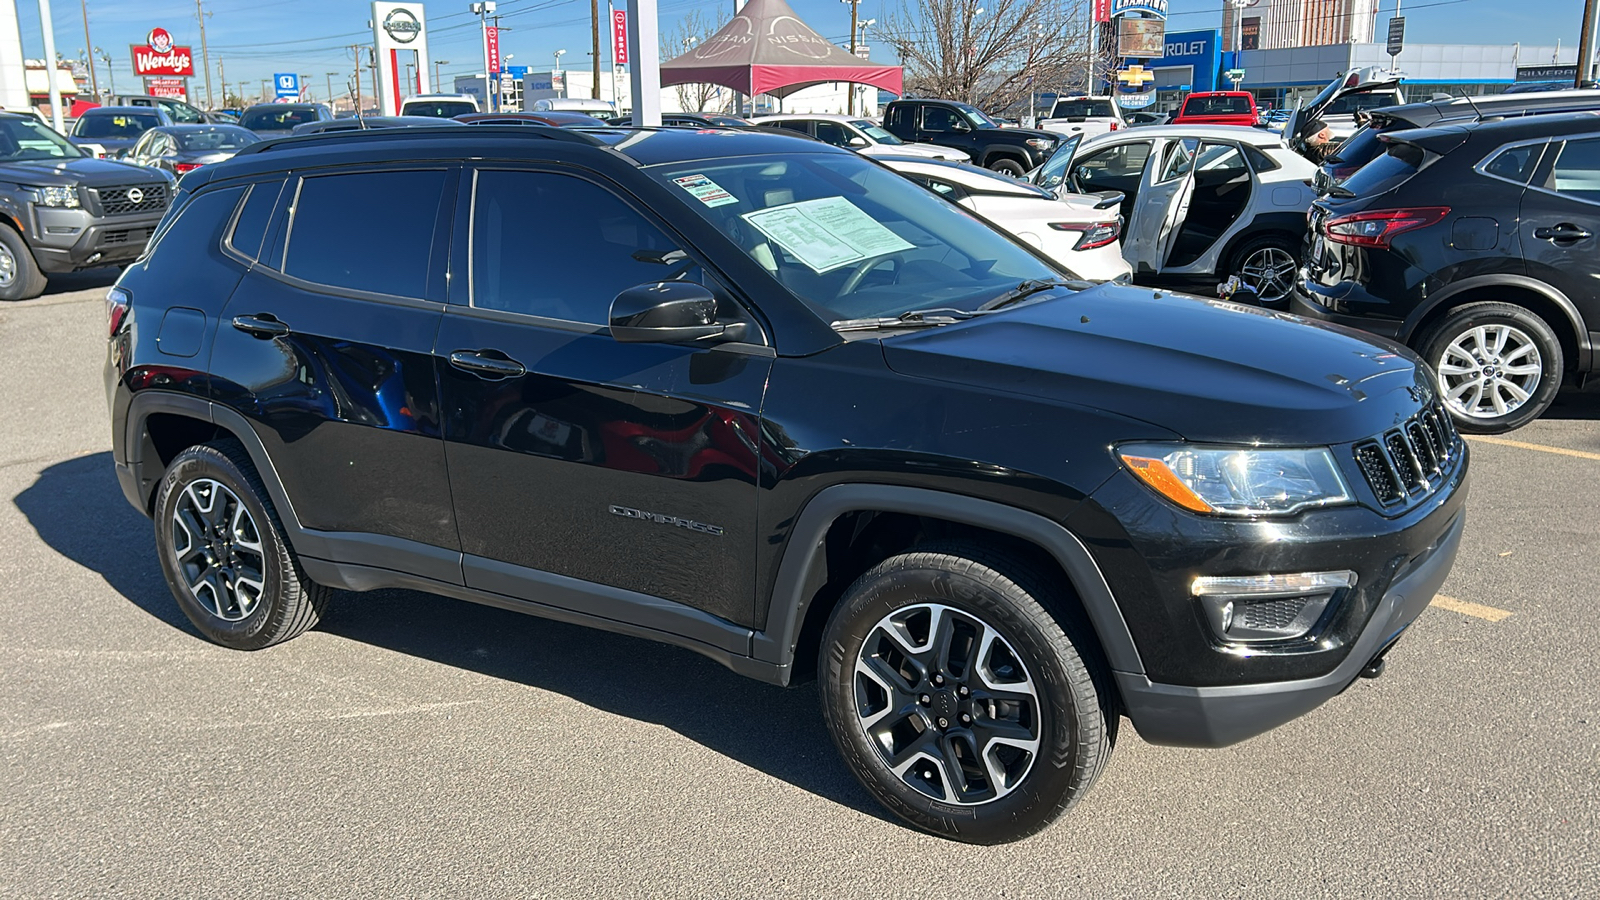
[383,8,421,43]
[127,188,145,204]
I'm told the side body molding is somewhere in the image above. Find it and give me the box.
[752,484,1145,682]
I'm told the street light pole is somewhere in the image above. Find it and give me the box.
[434,59,449,94]
[194,0,213,109]
[96,48,114,96]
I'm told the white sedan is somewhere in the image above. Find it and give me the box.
[752,114,971,162]
[877,156,1132,284]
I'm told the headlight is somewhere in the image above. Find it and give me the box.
[1118,443,1353,516]
[29,185,80,208]
[1025,138,1055,150]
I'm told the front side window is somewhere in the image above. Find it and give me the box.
[1547,137,1600,202]
[470,170,685,324]
[814,121,851,147]
[923,107,960,132]
[283,170,447,297]
[648,153,1065,322]
[1157,138,1201,182]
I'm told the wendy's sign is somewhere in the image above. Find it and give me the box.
[132,27,194,77]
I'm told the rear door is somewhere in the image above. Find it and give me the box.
[1523,134,1600,337]
[1123,136,1198,274]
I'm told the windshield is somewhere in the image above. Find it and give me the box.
[1182,95,1252,116]
[854,121,902,144]
[403,100,477,118]
[648,153,1064,322]
[173,126,260,152]
[1326,91,1403,116]
[73,112,161,139]
[952,102,998,129]
[239,107,321,130]
[1,117,83,159]
[1051,99,1115,118]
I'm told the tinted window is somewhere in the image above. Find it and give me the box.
[471,170,681,323]
[174,126,259,151]
[73,112,162,138]
[923,107,960,131]
[1242,143,1281,173]
[228,180,283,261]
[1341,142,1426,197]
[814,121,851,146]
[1549,137,1600,202]
[1080,141,1152,180]
[144,186,245,270]
[284,170,446,297]
[1051,99,1115,118]
[1330,125,1386,171]
[885,105,912,131]
[239,107,322,130]
[404,100,477,118]
[1481,142,1544,184]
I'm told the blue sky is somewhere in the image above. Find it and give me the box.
[10,0,1592,104]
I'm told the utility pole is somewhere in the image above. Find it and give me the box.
[326,71,337,109]
[194,0,213,109]
[841,0,859,115]
[1579,0,1598,88]
[217,57,226,105]
[79,0,97,98]
[591,0,601,99]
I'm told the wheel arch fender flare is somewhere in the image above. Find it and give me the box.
[750,483,1145,682]
[1398,274,1591,371]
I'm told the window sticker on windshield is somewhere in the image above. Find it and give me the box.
[672,173,739,208]
[741,197,914,273]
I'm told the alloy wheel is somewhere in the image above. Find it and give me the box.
[853,603,1041,806]
[0,242,15,287]
[170,478,267,622]
[1237,246,1297,303]
[1435,324,1542,420]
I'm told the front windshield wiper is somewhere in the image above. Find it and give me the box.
[831,307,984,332]
[978,278,1089,312]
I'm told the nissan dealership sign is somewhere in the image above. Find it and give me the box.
[131,27,195,77]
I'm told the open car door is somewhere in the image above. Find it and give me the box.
[1286,66,1405,156]
[1029,133,1083,197]
[1122,137,1198,275]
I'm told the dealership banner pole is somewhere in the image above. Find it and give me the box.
[626,0,659,126]
[37,0,63,131]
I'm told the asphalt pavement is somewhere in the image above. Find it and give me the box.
[2,275,1596,898]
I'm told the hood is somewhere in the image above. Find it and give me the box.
[984,126,1059,144]
[0,156,169,187]
[880,285,1431,446]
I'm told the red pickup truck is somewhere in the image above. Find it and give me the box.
[1170,91,1260,127]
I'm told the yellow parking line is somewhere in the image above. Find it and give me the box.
[1431,595,1513,622]
[1467,435,1600,462]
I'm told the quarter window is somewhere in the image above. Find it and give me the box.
[1548,137,1600,202]
[228,180,283,261]
[470,170,684,324]
[283,169,447,298]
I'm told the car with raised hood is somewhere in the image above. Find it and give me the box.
[126,124,261,178]
[882,98,1063,176]
[0,111,172,300]
[108,124,1467,844]
[1031,125,1318,304]
[1037,95,1126,138]
[1295,111,1600,433]
[69,106,172,158]
[753,113,970,161]
[879,154,1130,282]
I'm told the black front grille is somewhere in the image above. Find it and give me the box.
[1353,405,1462,508]
[1239,597,1307,631]
[96,184,169,216]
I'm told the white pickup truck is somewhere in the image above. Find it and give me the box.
[1037,96,1126,137]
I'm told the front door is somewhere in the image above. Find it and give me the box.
[437,166,773,627]
[1124,137,1198,275]
[1523,134,1600,337]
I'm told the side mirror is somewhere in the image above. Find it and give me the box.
[951,119,972,133]
[609,282,743,344]
[847,135,869,148]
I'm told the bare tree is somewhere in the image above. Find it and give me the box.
[663,9,727,113]
[880,0,1101,115]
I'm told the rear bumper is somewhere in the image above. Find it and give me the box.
[1290,285,1404,339]
[1117,506,1464,748]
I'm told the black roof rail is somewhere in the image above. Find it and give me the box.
[234,123,609,158]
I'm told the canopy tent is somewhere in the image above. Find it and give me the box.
[659,0,903,100]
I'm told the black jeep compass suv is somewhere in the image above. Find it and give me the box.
[107,126,1467,843]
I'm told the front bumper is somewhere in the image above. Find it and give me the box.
[28,206,164,273]
[1116,506,1464,747]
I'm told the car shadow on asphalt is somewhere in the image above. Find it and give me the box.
[16,451,884,821]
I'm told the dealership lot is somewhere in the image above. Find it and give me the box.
[2,277,1596,897]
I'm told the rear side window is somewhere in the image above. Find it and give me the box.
[1548,137,1600,202]
[283,169,447,298]
[1242,143,1280,173]
[226,180,283,261]
[1340,142,1426,196]
[1480,142,1544,185]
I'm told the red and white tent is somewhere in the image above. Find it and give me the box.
[659,0,903,100]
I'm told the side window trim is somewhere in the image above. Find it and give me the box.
[458,163,770,346]
[221,178,287,265]
[1475,136,1553,192]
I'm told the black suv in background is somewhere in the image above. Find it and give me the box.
[109,126,1466,843]
[1296,112,1600,433]
[882,98,1062,175]
[0,112,173,300]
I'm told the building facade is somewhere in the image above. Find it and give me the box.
[1223,0,1379,52]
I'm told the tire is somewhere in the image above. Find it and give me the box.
[818,541,1113,844]
[1227,233,1300,307]
[1418,302,1563,434]
[0,225,48,302]
[154,440,330,650]
[986,157,1028,178]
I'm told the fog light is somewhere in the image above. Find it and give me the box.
[1191,571,1356,644]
